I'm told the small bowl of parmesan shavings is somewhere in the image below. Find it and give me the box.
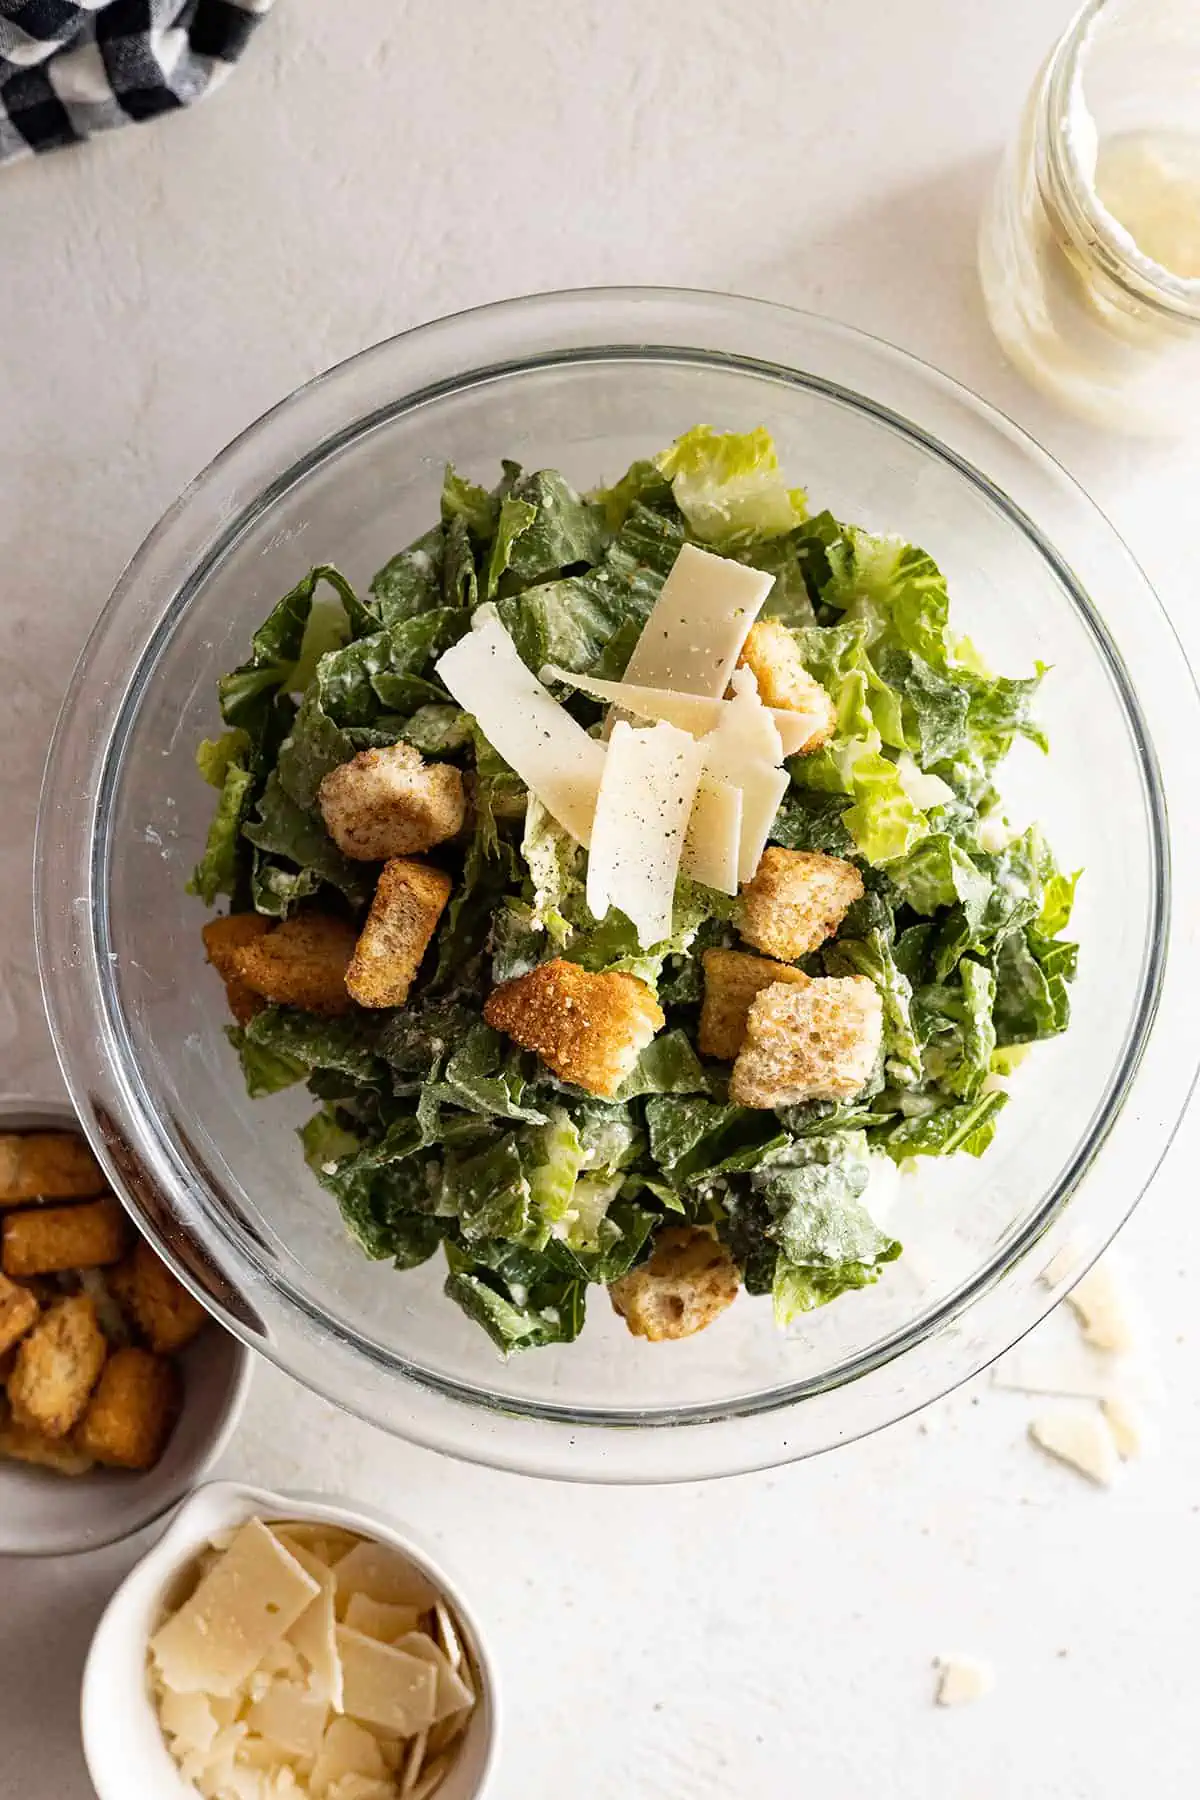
[81,1480,498,1800]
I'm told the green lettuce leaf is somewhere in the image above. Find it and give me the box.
[879,1090,1006,1161]
[503,470,608,581]
[188,759,255,904]
[656,426,807,543]
[368,526,444,627]
[242,772,372,906]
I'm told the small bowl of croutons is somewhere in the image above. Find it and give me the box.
[0,1101,251,1556]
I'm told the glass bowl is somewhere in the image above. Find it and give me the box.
[34,289,1200,1482]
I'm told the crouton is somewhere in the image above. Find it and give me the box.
[737,619,836,752]
[319,743,466,860]
[484,958,663,1098]
[232,911,358,1016]
[203,912,272,1024]
[2,1196,127,1279]
[0,1271,39,1356]
[609,1227,739,1341]
[738,846,864,961]
[76,1346,180,1470]
[7,1294,108,1437]
[0,1131,106,1204]
[345,858,452,1009]
[698,948,810,1062]
[109,1239,208,1354]
[0,1400,94,1475]
[730,975,883,1108]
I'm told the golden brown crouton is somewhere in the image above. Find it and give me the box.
[232,911,358,1016]
[0,1131,106,1204]
[737,620,836,752]
[609,1227,740,1341]
[730,975,883,1108]
[345,858,452,1009]
[0,1272,39,1356]
[7,1294,108,1437]
[698,948,810,1062]
[76,1346,180,1470]
[2,1196,128,1279]
[319,743,466,861]
[484,959,663,1098]
[0,1400,94,1475]
[109,1239,208,1354]
[738,846,864,961]
[203,912,272,1024]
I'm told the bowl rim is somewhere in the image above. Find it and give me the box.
[0,1095,254,1557]
[81,1478,500,1800]
[33,286,1200,1481]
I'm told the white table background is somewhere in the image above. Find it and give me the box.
[3,2,1199,1795]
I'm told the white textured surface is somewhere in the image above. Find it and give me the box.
[3,2,1200,1796]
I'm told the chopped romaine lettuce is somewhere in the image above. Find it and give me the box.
[192,426,1077,1353]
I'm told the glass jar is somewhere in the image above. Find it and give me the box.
[980,0,1200,433]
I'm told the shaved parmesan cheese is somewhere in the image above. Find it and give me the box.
[335,1628,438,1737]
[540,664,821,756]
[326,1779,396,1800]
[408,1751,453,1800]
[275,1525,362,1566]
[933,1655,994,1707]
[282,1539,343,1711]
[1065,1259,1136,1353]
[245,1680,330,1759]
[310,1719,386,1800]
[730,764,789,886]
[393,1633,474,1724]
[681,776,742,895]
[586,720,703,946]
[333,1541,439,1612]
[1028,1409,1120,1485]
[433,1604,463,1675]
[151,1520,476,1800]
[991,1342,1149,1404]
[435,613,605,844]
[342,1593,424,1643]
[151,1519,321,1698]
[698,669,789,883]
[400,1730,428,1795]
[160,1689,221,1753]
[617,543,773,696]
[1102,1393,1151,1460]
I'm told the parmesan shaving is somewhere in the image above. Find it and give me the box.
[151,1518,320,1698]
[540,663,821,756]
[615,542,773,696]
[697,667,789,883]
[680,776,742,895]
[586,720,703,946]
[435,612,605,844]
[1028,1409,1120,1485]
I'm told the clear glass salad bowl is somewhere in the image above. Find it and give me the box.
[35,289,1200,1482]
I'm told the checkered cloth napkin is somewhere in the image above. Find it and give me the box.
[0,0,274,163]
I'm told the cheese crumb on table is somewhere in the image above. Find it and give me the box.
[1028,1408,1121,1486]
[933,1655,994,1707]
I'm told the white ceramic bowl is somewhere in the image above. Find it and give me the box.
[0,1098,252,1557]
[82,1479,500,1800]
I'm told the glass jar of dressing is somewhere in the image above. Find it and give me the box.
[979,0,1200,432]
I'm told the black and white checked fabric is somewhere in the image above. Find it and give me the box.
[0,0,274,163]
